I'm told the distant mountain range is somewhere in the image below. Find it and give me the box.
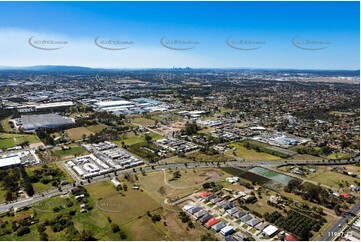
[0,65,103,72]
[0,65,359,75]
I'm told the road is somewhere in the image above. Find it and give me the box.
[319,203,360,241]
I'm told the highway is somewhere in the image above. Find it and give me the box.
[319,203,360,241]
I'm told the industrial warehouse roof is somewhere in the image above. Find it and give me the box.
[0,155,21,168]
[95,100,134,107]
[21,114,74,131]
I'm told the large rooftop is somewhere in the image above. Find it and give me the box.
[21,114,74,131]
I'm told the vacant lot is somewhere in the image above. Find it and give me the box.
[0,118,13,132]
[167,169,222,188]
[85,124,108,133]
[0,189,6,203]
[65,127,93,140]
[26,163,74,193]
[87,180,161,225]
[132,117,156,126]
[0,133,41,149]
[243,140,296,158]
[0,193,120,241]
[308,169,359,188]
[226,142,282,161]
[327,153,352,160]
[52,143,88,160]
[113,131,163,146]
[186,151,229,162]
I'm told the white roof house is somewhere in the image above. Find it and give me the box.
[220,226,235,236]
[262,225,279,237]
[226,177,239,183]
[183,202,195,211]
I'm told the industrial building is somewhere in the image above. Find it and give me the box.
[0,149,39,168]
[17,114,74,131]
[92,98,169,115]
[67,142,144,179]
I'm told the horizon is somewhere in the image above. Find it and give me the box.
[0,65,360,72]
[0,1,359,70]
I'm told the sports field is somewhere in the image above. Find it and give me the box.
[248,167,292,185]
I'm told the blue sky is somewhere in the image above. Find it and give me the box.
[0,1,359,69]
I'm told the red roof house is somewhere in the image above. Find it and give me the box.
[205,218,220,228]
[285,234,298,241]
[199,191,211,198]
[12,214,32,223]
[340,193,350,199]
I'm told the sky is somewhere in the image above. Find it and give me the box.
[0,1,359,70]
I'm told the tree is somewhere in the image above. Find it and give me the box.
[16,226,31,236]
[111,224,120,233]
[119,230,127,240]
[39,232,48,241]
[79,230,97,241]
[5,190,13,202]
[145,134,152,143]
[334,204,341,215]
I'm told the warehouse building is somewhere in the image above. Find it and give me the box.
[17,114,74,131]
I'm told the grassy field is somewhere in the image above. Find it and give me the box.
[52,143,89,160]
[166,169,222,188]
[0,118,13,132]
[113,131,163,146]
[292,154,322,160]
[0,189,6,203]
[246,190,285,216]
[226,142,283,161]
[132,117,156,126]
[307,169,359,188]
[0,133,41,149]
[327,153,353,160]
[0,136,15,149]
[197,127,215,134]
[161,156,193,164]
[0,192,120,241]
[65,127,93,140]
[85,124,108,133]
[242,140,296,158]
[86,180,161,225]
[186,151,230,162]
[26,163,74,193]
